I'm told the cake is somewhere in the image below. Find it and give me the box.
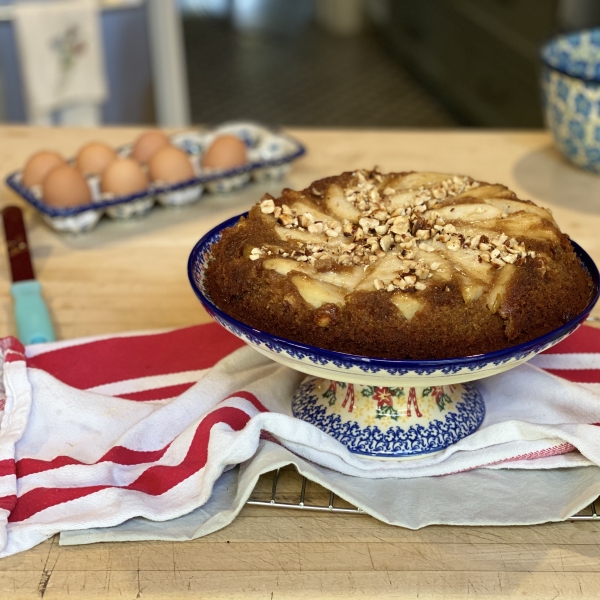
[205,169,593,359]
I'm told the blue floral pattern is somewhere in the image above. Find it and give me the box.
[575,93,592,116]
[542,29,600,173]
[291,379,485,458]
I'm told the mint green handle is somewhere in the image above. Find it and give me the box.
[10,280,56,344]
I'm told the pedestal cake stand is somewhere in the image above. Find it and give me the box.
[188,215,600,460]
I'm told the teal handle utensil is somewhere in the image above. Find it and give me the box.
[10,280,56,344]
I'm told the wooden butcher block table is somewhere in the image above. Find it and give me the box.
[1,127,600,599]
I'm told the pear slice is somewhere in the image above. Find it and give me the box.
[493,213,558,241]
[291,275,346,308]
[290,201,332,224]
[356,253,406,291]
[388,190,422,212]
[412,246,453,282]
[317,266,366,290]
[325,184,361,223]
[389,172,451,190]
[456,275,484,303]
[439,246,493,282]
[486,264,516,314]
[434,203,504,222]
[263,258,314,277]
[454,184,511,199]
[484,198,555,223]
[275,224,352,248]
[391,293,424,321]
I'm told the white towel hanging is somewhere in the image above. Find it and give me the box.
[13,0,107,125]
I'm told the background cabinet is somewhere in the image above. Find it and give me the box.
[375,0,560,127]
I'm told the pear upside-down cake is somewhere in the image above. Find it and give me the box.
[205,169,592,359]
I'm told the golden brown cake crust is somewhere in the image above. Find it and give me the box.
[205,170,593,359]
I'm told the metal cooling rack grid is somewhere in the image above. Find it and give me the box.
[247,315,600,521]
[247,467,600,521]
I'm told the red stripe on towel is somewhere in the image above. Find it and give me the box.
[543,325,600,355]
[116,382,197,401]
[545,369,600,383]
[8,405,254,522]
[27,324,244,390]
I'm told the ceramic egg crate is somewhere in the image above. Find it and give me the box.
[6,122,305,234]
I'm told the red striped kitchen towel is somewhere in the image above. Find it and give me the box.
[1,322,600,557]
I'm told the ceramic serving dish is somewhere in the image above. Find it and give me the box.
[542,29,600,173]
[6,122,305,234]
[188,215,600,459]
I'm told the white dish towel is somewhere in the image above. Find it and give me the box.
[1,322,600,557]
[13,0,107,125]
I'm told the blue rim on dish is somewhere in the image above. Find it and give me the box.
[188,213,600,376]
[6,127,306,218]
[541,28,600,83]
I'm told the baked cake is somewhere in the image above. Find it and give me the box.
[205,169,592,359]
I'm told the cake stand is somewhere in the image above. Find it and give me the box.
[188,214,600,460]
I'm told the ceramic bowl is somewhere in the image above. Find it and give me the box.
[188,214,600,388]
[541,29,600,173]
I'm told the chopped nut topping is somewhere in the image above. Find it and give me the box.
[359,217,379,231]
[279,213,293,227]
[300,213,314,228]
[380,234,394,252]
[250,169,536,296]
[260,199,275,214]
[249,247,263,260]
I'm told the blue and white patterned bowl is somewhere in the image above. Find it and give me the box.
[541,29,600,173]
[188,215,600,388]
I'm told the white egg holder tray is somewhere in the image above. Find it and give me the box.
[5,122,306,234]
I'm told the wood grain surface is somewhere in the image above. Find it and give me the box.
[1,126,600,599]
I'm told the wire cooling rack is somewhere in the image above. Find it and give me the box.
[247,467,364,514]
[247,315,600,521]
[247,467,600,520]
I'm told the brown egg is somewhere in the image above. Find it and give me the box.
[22,151,66,187]
[42,165,92,208]
[131,131,171,164]
[202,135,247,169]
[101,158,149,196]
[76,142,117,175]
[148,146,194,184]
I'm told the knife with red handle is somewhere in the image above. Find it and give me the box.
[2,206,55,344]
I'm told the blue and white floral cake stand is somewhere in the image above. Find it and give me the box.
[188,215,600,460]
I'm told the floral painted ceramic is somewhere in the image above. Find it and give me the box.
[542,29,600,173]
[292,379,485,459]
[188,216,599,458]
